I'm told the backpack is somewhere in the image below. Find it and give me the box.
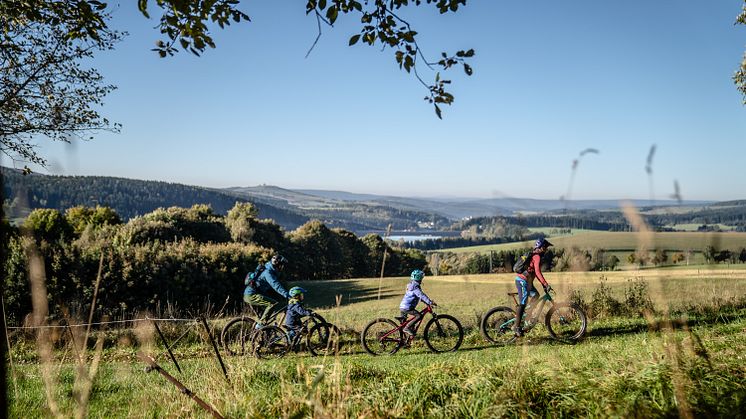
[244,263,265,289]
[513,251,534,274]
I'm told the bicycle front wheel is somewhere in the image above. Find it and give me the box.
[307,322,342,356]
[361,318,403,356]
[220,317,256,356]
[251,326,290,359]
[480,306,517,346]
[423,314,463,353]
[545,303,587,342]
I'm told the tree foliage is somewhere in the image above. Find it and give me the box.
[0,0,123,168]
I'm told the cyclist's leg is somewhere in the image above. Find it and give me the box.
[514,276,529,335]
[401,309,421,335]
[245,294,276,325]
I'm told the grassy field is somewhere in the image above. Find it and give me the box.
[8,268,746,417]
[439,231,746,255]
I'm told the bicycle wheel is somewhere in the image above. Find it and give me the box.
[220,316,256,356]
[307,322,342,356]
[545,303,587,342]
[361,318,403,356]
[480,306,518,346]
[251,325,290,359]
[423,314,463,353]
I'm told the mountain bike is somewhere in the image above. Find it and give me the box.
[220,303,326,355]
[251,315,341,359]
[480,290,587,345]
[361,305,463,355]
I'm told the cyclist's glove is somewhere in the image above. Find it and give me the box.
[544,285,553,294]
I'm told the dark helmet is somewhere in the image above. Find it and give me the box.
[271,254,288,268]
[534,238,553,250]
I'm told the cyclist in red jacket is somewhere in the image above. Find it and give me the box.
[514,238,554,337]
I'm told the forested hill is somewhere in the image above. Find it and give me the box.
[1,167,308,229]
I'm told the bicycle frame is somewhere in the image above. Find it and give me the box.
[378,305,435,343]
[506,291,555,330]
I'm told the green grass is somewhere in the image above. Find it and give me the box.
[8,269,746,417]
[439,231,746,255]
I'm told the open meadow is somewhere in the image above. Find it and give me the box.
[7,267,746,417]
[438,231,746,255]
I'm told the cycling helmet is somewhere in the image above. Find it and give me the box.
[271,254,288,268]
[410,269,425,282]
[534,238,553,249]
[289,286,306,298]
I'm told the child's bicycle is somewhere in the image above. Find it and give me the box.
[361,305,463,355]
[250,315,341,359]
[480,290,587,345]
[220,304,327,356]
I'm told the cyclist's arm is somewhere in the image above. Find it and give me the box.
[265,271,290,299]
[413,284,434,306]
[532,254,549,288]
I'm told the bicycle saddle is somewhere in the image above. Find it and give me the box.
[394,315,408,323]
[507,292,519,296]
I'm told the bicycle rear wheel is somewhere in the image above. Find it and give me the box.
[220,317,256,356]
[251,325,290,359]
[480,306,518,346]
[307,322,342,356]
[423,314,463,353]
[361,318,403,356]
[545,303,587,342]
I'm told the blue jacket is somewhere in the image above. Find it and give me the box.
[399,281,433,311]
[285,301,312,328]
[244,262,289,299]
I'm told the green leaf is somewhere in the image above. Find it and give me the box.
[434,104,442,119]
[319,0,327,10]
[138,0,150,18]
[349,34,361,46]
[463,63,473,76]
[327,6,338,24]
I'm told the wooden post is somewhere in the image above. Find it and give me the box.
[139,353,224,419]
[150,318,182,374]
[199,317,228,382]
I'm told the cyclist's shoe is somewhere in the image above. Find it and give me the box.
[513,326,524,338]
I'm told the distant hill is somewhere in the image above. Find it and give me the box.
[296,189,712,219]
[1,168,308,229]
[224,186,451,232]
[3,167,740,234]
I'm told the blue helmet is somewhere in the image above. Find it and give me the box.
[289,286,306,298]
[410,269,425,282]
[534,238,553,250]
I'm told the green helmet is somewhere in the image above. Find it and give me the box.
[410,269,425,282]
[289,286,306,298]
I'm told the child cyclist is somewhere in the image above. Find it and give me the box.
[399,269,436,337]
[514,238,554,337]
[285,286,313,342]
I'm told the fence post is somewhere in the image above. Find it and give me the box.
[150,317,182,374]
[199,317,229,382]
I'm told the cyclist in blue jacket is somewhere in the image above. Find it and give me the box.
[244,254,290,326]
[399,269,436,336]
[285,286,313,341]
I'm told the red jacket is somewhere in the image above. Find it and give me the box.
[517,253,548,288]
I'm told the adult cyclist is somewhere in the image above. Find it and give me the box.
[514,238,554,337]
[244,254,290,327]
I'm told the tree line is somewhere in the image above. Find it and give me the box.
[2,203,426,323]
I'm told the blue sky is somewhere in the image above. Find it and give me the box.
[19,1,746,201]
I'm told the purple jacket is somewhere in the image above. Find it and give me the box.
[399,281,433,311]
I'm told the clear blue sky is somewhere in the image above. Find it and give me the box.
[21,1,746,201]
